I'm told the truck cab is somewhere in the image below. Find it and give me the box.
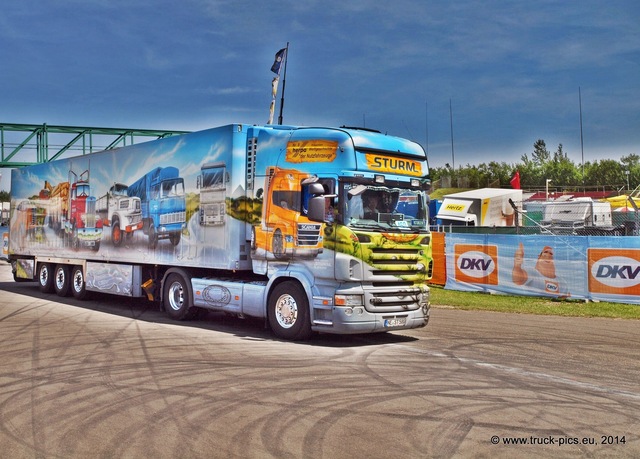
[128,166,186,249]
[197,162,227,226]
[97,183,143,246]
[66,169,102,251]
[247,125,433,336]
[252,167,325,259]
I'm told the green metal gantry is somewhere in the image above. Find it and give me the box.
[0,123,191,167]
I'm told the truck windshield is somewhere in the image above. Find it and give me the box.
[201,168,225,189]
[161,179,185,198]
[76,184,90,197]
[112,183,128,195]
[342,182,428,231]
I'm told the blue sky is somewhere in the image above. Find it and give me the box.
[1,0,638,190]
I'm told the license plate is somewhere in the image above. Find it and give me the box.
[384,317,407,328]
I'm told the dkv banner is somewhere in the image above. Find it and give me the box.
[445,233,640,305]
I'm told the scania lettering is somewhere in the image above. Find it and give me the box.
[8,124,432,340]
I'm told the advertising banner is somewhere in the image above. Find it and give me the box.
[445,233,640,305]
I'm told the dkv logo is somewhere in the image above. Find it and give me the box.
[454,244,498,285]
[589,249,640,294]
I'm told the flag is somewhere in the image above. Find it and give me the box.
[510,170,521,189]
[271,47,286,74]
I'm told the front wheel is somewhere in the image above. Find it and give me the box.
[267,282,312,340]
[112,219,123,247]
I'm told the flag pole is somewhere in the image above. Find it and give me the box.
[277,42,289,125]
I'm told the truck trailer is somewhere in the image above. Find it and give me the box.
[8,124,433,340]
[436,188,523,227]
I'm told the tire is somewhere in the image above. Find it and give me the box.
[112,219,123,247]
[169,232,181,246]
[272,229,284,259]
[163,271,199,320]
[54,264,71,297]
[268,281,312,340]
[37,263,55,293]
[70,265,89,300]
[148,224,158,249]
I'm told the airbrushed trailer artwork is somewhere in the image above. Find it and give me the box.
[9,124,433,340]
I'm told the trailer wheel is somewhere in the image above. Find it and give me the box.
[54,264,71,297]
[268,281,312,340]
[70,265,89,300]
[112,218,123,247]
[37,263,55,293]
[163,272,199,320]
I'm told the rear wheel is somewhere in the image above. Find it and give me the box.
[54,264,71,297]
[37,263,55,293]
[268,281,312,340]
[71,265,89,300]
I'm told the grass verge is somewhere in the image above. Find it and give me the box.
[429,285,640,320]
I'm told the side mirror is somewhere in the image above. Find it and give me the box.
[307,196,326,223]
[307,183,325,195]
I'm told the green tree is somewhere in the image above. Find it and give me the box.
[532,139,550,165]
[584,159,624,188]
[620,154,640,191]
[543,143,580,187]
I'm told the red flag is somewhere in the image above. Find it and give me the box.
[510,170,521,189]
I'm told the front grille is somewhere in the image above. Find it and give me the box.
[369,247,426,280]
[85,199,96,227]
[86,199,96,214]
[160,211,186,225]
[365,286,425,313]
[85,214,96,227]
[297,223,322,246]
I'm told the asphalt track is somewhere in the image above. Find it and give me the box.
[0,261,638,458]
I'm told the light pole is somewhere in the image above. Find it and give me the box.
[546,179,552,201]
[625,170,630,192]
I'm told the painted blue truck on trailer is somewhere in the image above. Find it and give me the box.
[127,166,186,248]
